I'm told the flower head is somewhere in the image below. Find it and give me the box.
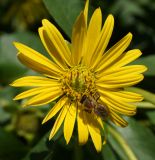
[11,0,147,151]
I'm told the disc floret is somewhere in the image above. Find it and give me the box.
[61,66,96,101]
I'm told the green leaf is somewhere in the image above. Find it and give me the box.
[102,144,118,160]
[0,127,27,160]
[43,0,85,37]
[0,107,10,123]
[132,55,155,76]
[0,32,46,84]
[22,132,55,160]
[108,118,155,160]
[147,111,155,125]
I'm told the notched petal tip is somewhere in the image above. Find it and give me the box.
[42,19,51,27]
[42,19,49,24]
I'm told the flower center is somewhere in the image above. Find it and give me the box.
[60,66,96,101]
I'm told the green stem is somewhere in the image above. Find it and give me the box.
[108,126,137,160]
[126,87,155,105]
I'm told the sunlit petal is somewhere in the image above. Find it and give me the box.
[24,88,62,107]
[49,103,69,139]
[11,76,59,87]
[42,96,68,124]
[71,12,86,65]
[90,14,114,69]
[77,103,89,145]
[42,19,72,66]
[86,112,102,152]
[64,102,77,144]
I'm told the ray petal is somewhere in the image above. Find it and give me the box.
[14,42,62,78]
[14,87,59,100]
[111,49,142,69]
[24,88,62,107]
[84,0,89,25]
[77,103,89,145]
[100,96,136,116]
[42,19,72,66]
[99,92,136,111]
[42,96,68,124]
[39,27,67,69]
[10,76,59,87]
[108,90,143,102]
[97,65,147,78]
[49,103,69,140]
[110,110,128,127]
[83,8,102,66]
[86,112,102,152]
[96,74,144,88]
[90,14,114,69]
[71,12,86,65]
[96,33,132,73]
[64,102,77,144]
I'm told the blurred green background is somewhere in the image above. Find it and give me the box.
[0,0,155,160]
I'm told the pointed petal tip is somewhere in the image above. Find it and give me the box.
[49,135,52,141]
[13,41,21,49]
[65,138,70,145]
[42,118,47,124]
[13,97,17,101]
[127,32,133,39]
[9,82,14,86]
[143,65,148,72]
[13,41,18,46]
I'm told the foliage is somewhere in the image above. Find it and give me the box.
[0,0,155,159]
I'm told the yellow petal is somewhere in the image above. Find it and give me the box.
[24,88,61,107]
[84,0,89,25]
[77,103,89,145]
[100,96,136,116]
[14,42,62,78]
[49,103,69,139]
[71,12,86,65]
[10,76,59,87]
[14,87,59,100]
[111,49,142,69]
[110,110,128,127]
[83,8,102,66]
[108,90,143,102]
[42,19,72,66]
[42,96,68,124]
[96,33,132,73]
[86,112,102,152]
[97,65,147,78]
[64,103,77,144]
[38,27,67,69]
[90,14,114,69]
[97,74,144,88]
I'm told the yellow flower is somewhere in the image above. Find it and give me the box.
[11,0,147,151]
